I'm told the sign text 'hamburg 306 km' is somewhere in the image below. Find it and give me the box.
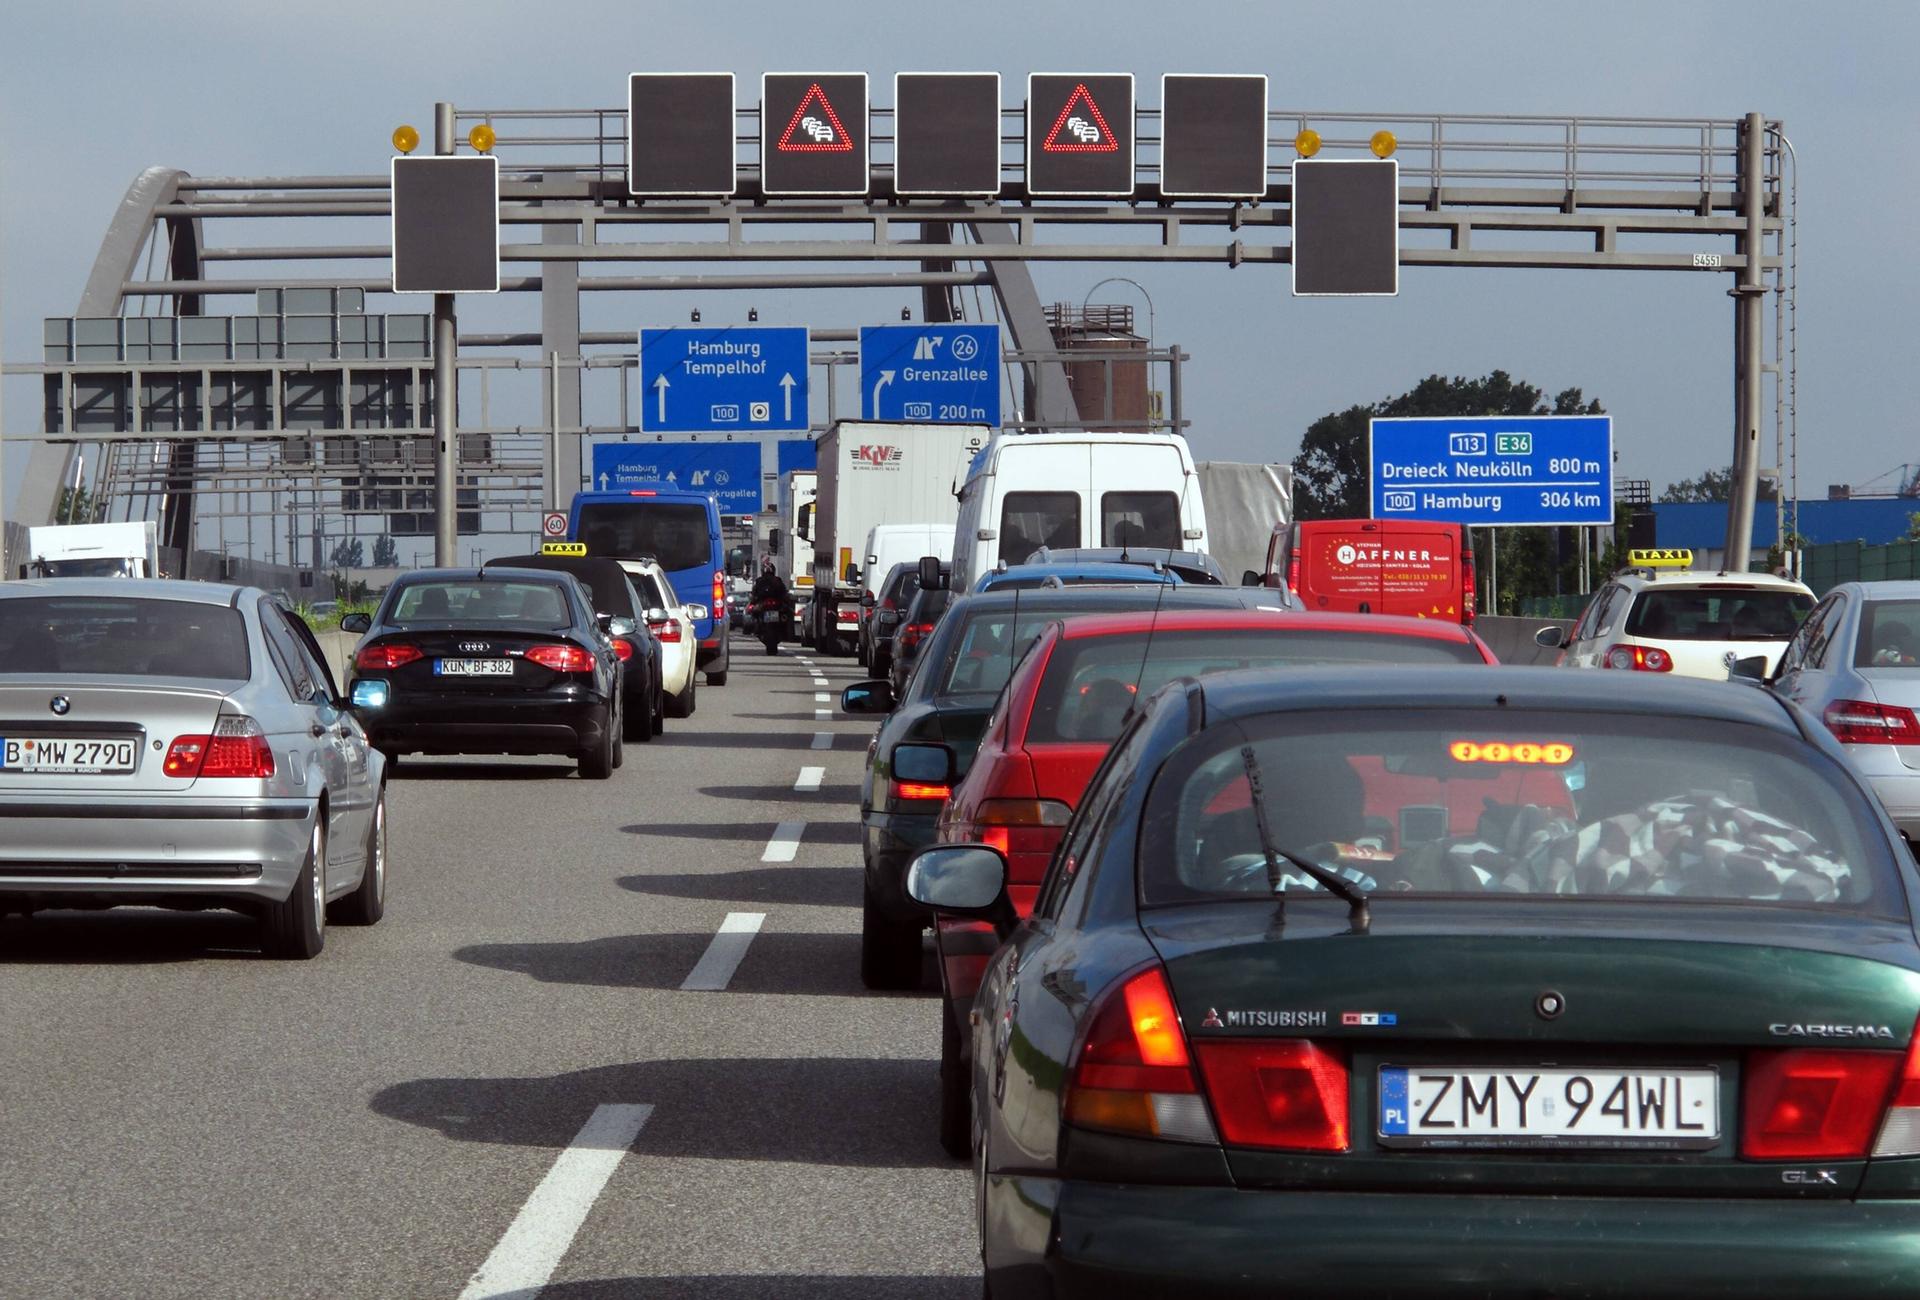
[1369,415,1614,527]
[639,327,809,434]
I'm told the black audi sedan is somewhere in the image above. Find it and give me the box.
[342,567,624,778]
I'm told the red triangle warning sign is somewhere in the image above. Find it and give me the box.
[777,83,854,153]
[1042,83,1120,153]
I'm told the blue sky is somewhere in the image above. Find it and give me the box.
[5,0,1917,521]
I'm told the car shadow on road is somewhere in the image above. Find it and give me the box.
[370,1054,951,1167]
[731,711,849,723]
[455,928,923,999]
[699,783,863,804]
[619,865,860,908]
[620,821,861,846]
[389,759,580,781]
[535,1277,976,1298]
[0,909,265,963]
[655,731,845,751]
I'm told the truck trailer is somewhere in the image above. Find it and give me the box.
[24,521,160,580]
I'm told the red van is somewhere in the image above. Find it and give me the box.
[1266,518,1476,624]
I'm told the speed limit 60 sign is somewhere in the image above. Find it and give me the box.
[542,511,569,539]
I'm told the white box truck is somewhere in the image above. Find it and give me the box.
[807,422,984,653]
[1194,461,1294,585]
[24,521,161,579]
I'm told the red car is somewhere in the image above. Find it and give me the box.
[927,608,1497,1155]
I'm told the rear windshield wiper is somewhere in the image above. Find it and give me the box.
[1238,743,1371,934]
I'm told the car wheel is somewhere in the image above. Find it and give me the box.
[860,879,922,990]
[580,713,616,780]
[707,669,728,686]
[331,787,387,926]
[262,817,327,959]
[611,705,626,769]
[939,999,971,1159]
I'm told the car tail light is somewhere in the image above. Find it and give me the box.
[1604,643,1673,672]
[1873,1017,1920,1156]
[1824,699,1920,745]
[891,779,951,803]
[526,643,595,673]
[713,570,726,617]
[1193,1039,1351,1151]
[651,618,683,644]
[837,607,859,624]
[969,798,1072,858]
[897,621,934,651]
[611,637,635,663]
[1064,966,1216,1143]
[628,490,656,497]
[355,641,423,671]
[1741,1047,1902,1159]
[1461,545,1477,625]
[1285,551,1301,596]
[165,715,275,780]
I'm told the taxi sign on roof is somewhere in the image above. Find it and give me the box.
[1627,548,1692,568]
[541,541,588,557]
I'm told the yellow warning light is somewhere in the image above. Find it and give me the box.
[1370,130,1397,159]
[468,124,497,155]
[1294,129,1322,158]
[392,124,420,155]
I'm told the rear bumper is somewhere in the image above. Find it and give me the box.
[360,694,609,757]
[863,808,940,922]
[0,797,315,906]
[986,1177,1920,1299]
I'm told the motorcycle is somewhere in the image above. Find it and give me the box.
[754,598,788,655]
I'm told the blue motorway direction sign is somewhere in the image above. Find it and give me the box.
[639,327,808,434]
[591,441,766,515]
[1369,415,1613,527]
[858,323,1000,425]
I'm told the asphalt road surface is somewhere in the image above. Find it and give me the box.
[0,646,977,1299]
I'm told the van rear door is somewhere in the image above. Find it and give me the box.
[1296,521,1385,613]
[1374,521,1463,620]
[1088,439,1191,550]
[993,443,1090,564]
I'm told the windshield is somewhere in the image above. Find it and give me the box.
[0,596,248,679]
[1625,587,1811,641]
[1858,599,1920,669]
[1141,709,1899,914]
[982,571,1175,591]
[386,580,569,628]
[1000,492,1079,564]
[577,503,712,573]
[1029,628,1484,744]
[33,558,139,578]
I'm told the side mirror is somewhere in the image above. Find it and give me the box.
[1534,625,1568,650]
[844,561,861,584]
[840,678,897,714]
[644,607,667,624]
[607,616,638,639]
[918,554,943,589]
[891,741,955,786]
[861,593,878,609]
[339,612,372,634]
[906,845,1013,926]
[596,611,616,632]
[349,679,390,709]
[1241,569,1262,587]
[1729,655,1770,685]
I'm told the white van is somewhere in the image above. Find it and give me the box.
[862,523,956,599]
[949,432,1209,593]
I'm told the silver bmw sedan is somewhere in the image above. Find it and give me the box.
[0,579,386,957]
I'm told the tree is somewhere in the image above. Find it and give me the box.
[1659,466,1777,504]
[372,533,400,567]
[56,485,98,523]
[329,538,366,569]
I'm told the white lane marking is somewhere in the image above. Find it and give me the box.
[815,708,832,720]
[762,821,805,862]
[458,1103,654,1300]
[810,675,828,685]
[794,766,824,792]
[811,732,832,750]
[814,692,831,703]
[680,912,767,991]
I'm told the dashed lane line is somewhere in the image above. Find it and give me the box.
[762,821,805,863]
[811,732,832,750]
[457,1103,654,1300]
[814,693,832,703]
[679,912,767,991]
[794,766,824,792]
[814,708,832,721]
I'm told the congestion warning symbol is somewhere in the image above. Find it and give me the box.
[1043,83,1119,153]
[777,83,854,152]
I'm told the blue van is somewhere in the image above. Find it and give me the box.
[569,487,731,684]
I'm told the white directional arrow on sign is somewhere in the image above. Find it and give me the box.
[598,472,610,489]
[871,369,894,416]
[653,373,671,423]
[779,372,797,423]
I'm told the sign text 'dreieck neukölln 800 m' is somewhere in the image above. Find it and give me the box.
[1369,415,1614,527]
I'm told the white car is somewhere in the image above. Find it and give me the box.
[1538,551,1815,680]
[618,559,699,719]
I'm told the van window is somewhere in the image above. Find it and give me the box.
[1101,491,1181,549]
[1000,492,1080,564]
[577,502,712,573]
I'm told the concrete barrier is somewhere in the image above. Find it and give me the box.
[1475,615,1573,666]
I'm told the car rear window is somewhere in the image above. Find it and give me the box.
[1141,709,1901,915]
[884,568,922,603]
[386,580,569,628]
[1101,491,1181,549]
[1000,492,1080,564]
[577,502,712,573]
[1626,587,1811,641]
[0,596,249,679]
[1857,600,1920,669]
[1029,628,1484,744]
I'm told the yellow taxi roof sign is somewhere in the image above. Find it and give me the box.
[1627,548,1692,569]
[540,541,587,557]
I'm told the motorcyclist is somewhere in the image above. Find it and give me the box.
[750,554,791,612]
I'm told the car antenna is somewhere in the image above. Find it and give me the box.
[1125,471,1191,708]
[1238,742,1371,935]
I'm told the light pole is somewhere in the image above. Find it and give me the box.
[1079,276,1155,345]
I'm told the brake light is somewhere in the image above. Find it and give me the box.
[898,621,934,650]
[1873,1016,1920,1156]
[713,571,726,616]
[1604,643,1673,672]
[968,798,1072,860]
[611,637,635,662]
[837,608,859,624]
[1064,966,1215,1143]
[1461,546,1477,625]
[1286,550,1301,596]
[651,618,683,644]
[165,715,275,780]
[891,780,951,803]
[1741,1047,1901,1159]
[1193,1039,1351,1151]
[525,643,595,673]
[1824,699,1920,745]
[355,642,423,671]
[628,490,657,496]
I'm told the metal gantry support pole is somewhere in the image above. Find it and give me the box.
[432,102,459,567]
[1724,111,1767,572]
